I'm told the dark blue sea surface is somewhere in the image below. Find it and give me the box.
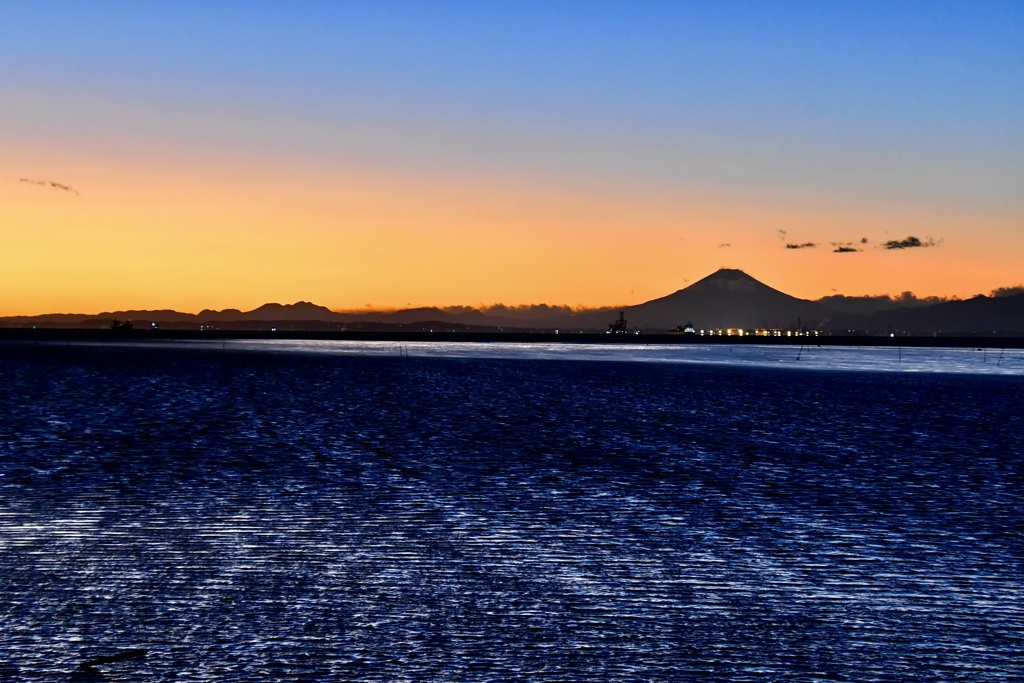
[1,343,1022,681]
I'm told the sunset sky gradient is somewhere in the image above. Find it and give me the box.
[2,1,1022,315]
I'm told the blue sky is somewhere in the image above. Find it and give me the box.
[6,2,1022,185]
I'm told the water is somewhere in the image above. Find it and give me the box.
[59,338,1024,376]
[1,342,1022,681]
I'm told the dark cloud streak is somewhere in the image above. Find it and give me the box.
[19,178,79,195]
[831,240,863,253]
[883,235,936,250]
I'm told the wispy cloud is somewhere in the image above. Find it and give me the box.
[780,229,822,250]
[831,238,867,253]
[882,235,936,250]
[49,181,78,194]
[19,178,80,195]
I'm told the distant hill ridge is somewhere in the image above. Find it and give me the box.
[4,269,1022,334]
[197,301,337,321]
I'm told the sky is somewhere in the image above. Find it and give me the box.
[2,1,1022,315]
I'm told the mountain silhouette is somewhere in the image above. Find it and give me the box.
[618,269,833,331]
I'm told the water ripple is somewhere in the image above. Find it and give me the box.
[1,344,1022,681]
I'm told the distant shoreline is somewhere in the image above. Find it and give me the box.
[2,328,1023,349]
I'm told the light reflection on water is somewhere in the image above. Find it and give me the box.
[27,338,1024,375]
[0,344,1022,681]
[213,339,1024,375]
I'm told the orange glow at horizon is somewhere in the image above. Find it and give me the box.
[2,155,1022,317]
